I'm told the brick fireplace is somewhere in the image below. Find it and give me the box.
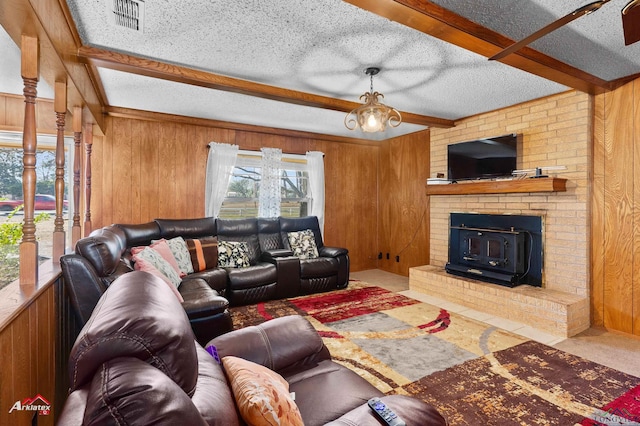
[410,91,591,337]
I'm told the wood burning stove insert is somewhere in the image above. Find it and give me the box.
[446,213,542,287]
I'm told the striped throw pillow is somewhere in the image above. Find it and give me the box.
[185,236,218,272]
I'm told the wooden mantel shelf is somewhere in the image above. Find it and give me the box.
[425,177,567,195]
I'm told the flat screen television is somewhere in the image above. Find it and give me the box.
[447,134,518,181]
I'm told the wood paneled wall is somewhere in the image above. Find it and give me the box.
[592,78,640,336]
[91,115,383,272]
[0,280,56,426]
[0,92,60,133]
[377,130,431,275]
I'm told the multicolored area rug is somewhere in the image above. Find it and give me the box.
[230,281,640,425]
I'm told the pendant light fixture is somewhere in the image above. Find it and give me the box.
[344,67,402,133]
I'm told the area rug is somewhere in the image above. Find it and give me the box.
[230,281,640,425]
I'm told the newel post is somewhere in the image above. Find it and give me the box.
[19,35,39,285]
[71,106,82,246]
[52,81,67,262]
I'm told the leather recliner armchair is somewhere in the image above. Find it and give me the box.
[57,272,447,426]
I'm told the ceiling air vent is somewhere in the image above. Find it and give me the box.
[108,0,145,32]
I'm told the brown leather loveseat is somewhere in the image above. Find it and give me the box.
[58,272,447,426]
[60,215,348,345]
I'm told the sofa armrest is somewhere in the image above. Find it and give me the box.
[319,246,348,258]
[207,315,330,371]
[60,254,109,326]
[260,253,301,298]
[261,249,294,260]
[326,395,447,426]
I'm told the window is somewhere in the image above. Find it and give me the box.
[0,131,74,289]
[218,152,310,219]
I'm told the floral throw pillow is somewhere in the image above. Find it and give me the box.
[287,229,319,260]
[217,241,251,268]
[221,356,304,426]
[161,236,194,275]
[131,246,182,288]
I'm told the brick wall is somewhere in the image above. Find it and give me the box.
[429,90,591,296]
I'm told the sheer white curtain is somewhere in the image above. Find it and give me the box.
[258,147,282,217]
[205,142,239,217]
[306,151,325,233]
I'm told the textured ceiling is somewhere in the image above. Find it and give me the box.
[3,1,639,141]
[430,0,640,81]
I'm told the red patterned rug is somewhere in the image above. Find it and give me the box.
[230,281,640,425]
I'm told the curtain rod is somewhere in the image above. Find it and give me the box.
[205,145,324,158]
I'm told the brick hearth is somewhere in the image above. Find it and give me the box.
[410,266,589,337]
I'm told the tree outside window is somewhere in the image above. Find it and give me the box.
[219,155,310,219]
[0,132,73,289]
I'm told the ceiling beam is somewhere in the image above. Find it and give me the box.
[105,106,386,145]
[0,0,105,132]
[344,0,611,95]
[77,46,455,129]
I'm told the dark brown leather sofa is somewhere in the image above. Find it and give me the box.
[60,216,349,345]
[58,272,447,426]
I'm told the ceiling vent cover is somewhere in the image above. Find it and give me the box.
[109,0,145,32]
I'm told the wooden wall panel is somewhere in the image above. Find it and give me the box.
[0,93,58,134]
[602,84,634,333]
[593,77,640,336]
[91,130,104,230]
[0,283,56,426]
[5,96,24,129]
[634,80,640,335]
[321,140,379,272]
[138,121,159,223]
[0,95,6,125]
[591,91,605,327]
[93,115,384,272]
[378,130,430,275]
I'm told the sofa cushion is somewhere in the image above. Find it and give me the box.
[287,229,319,259]
[216,218,262,264]
[82,357,208,426]
[76,226,127,276]
[155,217,217,240]
[222,356,304,426]
[182,268,228,293]
[299,257,339,278]
[179,279,228,319]
[218,241,251,268]
[68,272,199,395]
[284,359,382,426]
[185,236,219,272]
[226,263,277,290]
[191,346,241,426]
[325,395,447,426]
[280,216,324,248]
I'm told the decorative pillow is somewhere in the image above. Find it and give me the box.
[185,236,218,272]
[287,229,319,260]
[135,239,184,278]
[160,236,194,275]
[131,246,182,288]
[133,261,184,303]
[217,241,251,268]
[221,356,304,426]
